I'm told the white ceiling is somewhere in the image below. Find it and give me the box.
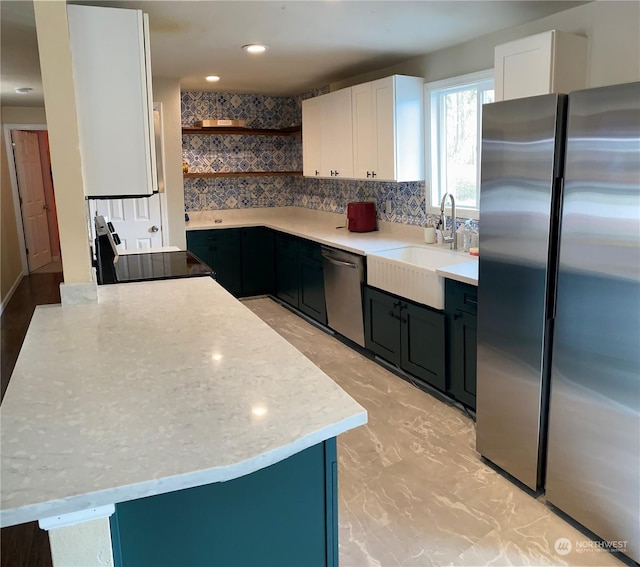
[1,0,587,107]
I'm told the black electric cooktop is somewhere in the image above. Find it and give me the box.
[113,251,213,283]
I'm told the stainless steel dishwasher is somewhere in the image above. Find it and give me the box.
[321,247,365,347]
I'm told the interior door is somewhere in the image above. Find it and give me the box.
[12,130,52,272]
[89,194,162,250]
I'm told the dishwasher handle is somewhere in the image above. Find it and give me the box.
[321,251,359,269]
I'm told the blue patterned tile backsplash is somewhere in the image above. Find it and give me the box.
[184,176,297,211]
[183,134,301,174]
[181,89,476,230]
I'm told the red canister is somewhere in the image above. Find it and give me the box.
[347,201,377,232]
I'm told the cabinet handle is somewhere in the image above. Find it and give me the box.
[388,310,400,320]
[334,170,339,177]
[372,171,377,178]
[367,171,371,178]
[315,170,319,176]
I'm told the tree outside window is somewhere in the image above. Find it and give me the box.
[427,72,494,214]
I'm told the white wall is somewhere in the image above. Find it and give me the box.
[332,1,640,89]
[34,0,93,285]
[152,78,186,250]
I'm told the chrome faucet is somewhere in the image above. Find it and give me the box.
[440,192,457,250]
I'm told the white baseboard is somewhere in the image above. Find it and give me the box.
[0,271,25,316]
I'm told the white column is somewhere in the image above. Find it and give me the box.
[39,505,115,567]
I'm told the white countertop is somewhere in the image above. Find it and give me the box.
[0,278,367,527]
[437,260,479,287]
[186,207,479,285]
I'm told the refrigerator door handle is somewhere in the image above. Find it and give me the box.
[546,176,564,321]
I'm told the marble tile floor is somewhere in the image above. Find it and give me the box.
[242,297,627,567]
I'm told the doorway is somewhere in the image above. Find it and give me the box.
[4,124,61,275]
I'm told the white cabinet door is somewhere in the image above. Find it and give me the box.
[351,75,424,182]
[68,4,157,197]
[371,77,395,180]
[320,88,353,178]
[352,82,376,179]
[495,30,587,102]
[302,97,322,177]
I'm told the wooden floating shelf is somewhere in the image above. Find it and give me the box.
[184,171,303,179]
[182,125,301,136]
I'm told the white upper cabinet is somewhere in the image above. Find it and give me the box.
[494,30,588,102]
[67,4,157,198]
[302,88,354,179]
[352,75,424,182]
[320,88,354,178]
[302,96,322,177]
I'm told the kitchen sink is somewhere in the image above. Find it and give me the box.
[367,246,472,310]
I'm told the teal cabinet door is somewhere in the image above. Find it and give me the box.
[186,231,215,269]
[241,227,275,296]
[187,230,242,296]
[213,229,242,295]
[298,241,327,324]
[445,279,478,409]
[275,233,299,307]
[111,439,338,567]
[400,301,446,390]
[365,286,447,391]
[364,286,401,365]
[451,309,477,408]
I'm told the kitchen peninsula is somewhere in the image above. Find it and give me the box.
[0,277,367,566]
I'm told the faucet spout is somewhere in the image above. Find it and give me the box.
[439,193,457,250]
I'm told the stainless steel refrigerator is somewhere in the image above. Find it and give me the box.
[476,82,639,562]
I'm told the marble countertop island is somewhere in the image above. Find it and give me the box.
[0,277,367,527]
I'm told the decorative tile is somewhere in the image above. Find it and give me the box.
[181,87,482,233]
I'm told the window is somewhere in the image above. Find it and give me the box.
[426,70,494,216]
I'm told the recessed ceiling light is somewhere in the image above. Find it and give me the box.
[14,87,33,94]
[205,75,220,82]
[242,44,268,54]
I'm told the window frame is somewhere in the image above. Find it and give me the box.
[425,69,495,220]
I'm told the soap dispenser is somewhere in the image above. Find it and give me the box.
[462,220,473,252]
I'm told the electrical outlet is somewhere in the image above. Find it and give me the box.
[385,199,392,214]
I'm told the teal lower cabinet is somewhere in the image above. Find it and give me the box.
[110,438,338,567]
[401,302,446,391]
[187,228,275,297]
[364,286,445,391]
[298,241,327,325]
[363,286,402,365]
[186,229,242,296]
[275,233,300,307]
[275,234,327,325]
[445,279,478,409]
[241,227,275,296]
